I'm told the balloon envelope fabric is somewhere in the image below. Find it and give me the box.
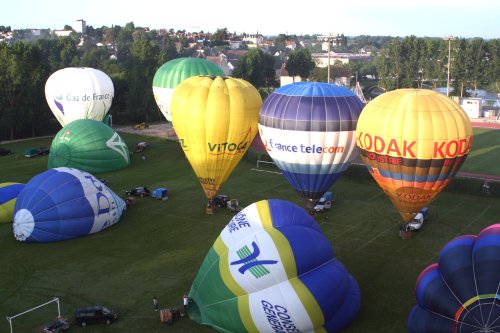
[0,183,25,223]
[48,119,130,173]
[152,57,225,122]
[356,88,472,223]
[13,167,126,242]
[408,224,500,333]
[258,82,364,205]
[188,199,361,333]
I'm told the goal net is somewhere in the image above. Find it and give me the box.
[251,160,282,175]
[6,297,61,333]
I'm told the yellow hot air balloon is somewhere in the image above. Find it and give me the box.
[171,76,262,214]
[356,89,472,224]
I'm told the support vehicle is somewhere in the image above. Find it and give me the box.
[75,305,117,327]
[408,207,429,231]
[313,192,334,212]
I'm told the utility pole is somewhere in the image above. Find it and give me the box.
[319,34,334,83]
[445,35,454,97]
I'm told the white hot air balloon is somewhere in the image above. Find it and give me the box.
[45,67,114,127]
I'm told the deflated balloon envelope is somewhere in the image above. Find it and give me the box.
[188,199,361,333]
[48,119,130,173]
[258,82,364,208]
[0,183,25,223]
[408,224,500,333]
[13,167,126,242]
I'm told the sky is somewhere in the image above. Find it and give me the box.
[3,0,499,39]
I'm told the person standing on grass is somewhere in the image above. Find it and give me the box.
[183,294,189,311]
[153,296,159,311]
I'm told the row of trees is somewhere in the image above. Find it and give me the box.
[0,23,498,141]
[374,36,500,93]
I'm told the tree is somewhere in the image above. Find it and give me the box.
[285,48,315,81]
[232,49,276,88]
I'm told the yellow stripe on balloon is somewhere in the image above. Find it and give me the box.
[256,200,325,330]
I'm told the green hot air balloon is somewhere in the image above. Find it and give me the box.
[48,119,130,173]
[152,57,225,122]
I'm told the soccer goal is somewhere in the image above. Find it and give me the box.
[251,160,282,175]
[6,297,61,333]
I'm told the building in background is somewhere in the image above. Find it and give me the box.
[73,19,86,34]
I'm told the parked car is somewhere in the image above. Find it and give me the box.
[213,195,230,208]
[0,147,12,156]
[75,305,118,327]
[125,186,151,197]
[42,316,69,333]
[24,147,50,158]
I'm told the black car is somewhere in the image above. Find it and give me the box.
[214,195,230,208]
[125,186,151,197]
[42,317,69,333]
[75,305,117,326]
[0,147,12,156]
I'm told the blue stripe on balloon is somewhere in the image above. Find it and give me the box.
[280,170,342,200]
[373,167,458,183]
[0,184,25,204]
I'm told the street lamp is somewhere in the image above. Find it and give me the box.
[444,35,454,97]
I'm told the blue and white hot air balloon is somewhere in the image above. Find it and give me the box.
[258,82,364,209]
[13,167,126,242]
[188,199,361,333]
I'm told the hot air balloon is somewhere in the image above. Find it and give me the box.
[13,167,126,242]
[408,224,500,333]
[45,67,114,127]
[188,199,361,333]
[258,82,364,209]
[356,89,472,224]
[48,119,130,173]
[170,76,261,214]
[152,58,225,122]
[0,183,25,223]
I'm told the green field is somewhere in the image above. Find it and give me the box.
[0,128,499,333]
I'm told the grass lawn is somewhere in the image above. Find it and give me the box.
[0,128,499,333]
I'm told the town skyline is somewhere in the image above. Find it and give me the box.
[2,0,499,39]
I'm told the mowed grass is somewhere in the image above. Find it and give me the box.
[0,128,499,333]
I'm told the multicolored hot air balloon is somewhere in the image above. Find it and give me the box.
[188,199,361,333]
[356,89,473,224]
[152,58,225,122]
[45,67,114,127]
[170,76,261,213]
[48,119,130,173]
[408,224,500,333]
[13,167,126,242]
[0,183,25,223]
[258,82,364,208]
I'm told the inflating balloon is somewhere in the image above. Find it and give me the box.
[259,82,364,208]
[152,58,225,122]
[408,224,500,333]
[356,89,472,223]
[0,183,25,223]
[170,76,261,213]
[48,119,130,173]
[45,67,114,127]
[13,167,126,242]
[188,199,361,333]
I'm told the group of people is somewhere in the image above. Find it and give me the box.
[153,294,190,312]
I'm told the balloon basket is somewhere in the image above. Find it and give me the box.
[399,227,413,240]
[206,206,215,215]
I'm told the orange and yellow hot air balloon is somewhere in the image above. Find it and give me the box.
[356,89,472,224]
[170,76,262,213]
